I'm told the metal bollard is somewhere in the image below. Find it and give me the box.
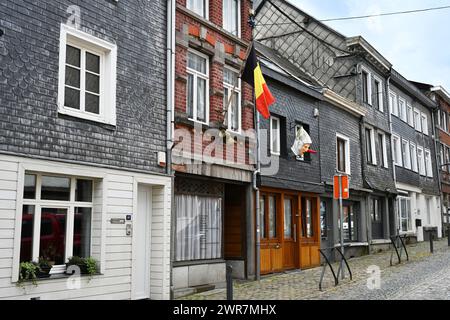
[226,265,233,301]
[429,232,434,253]
[447,225,450,246]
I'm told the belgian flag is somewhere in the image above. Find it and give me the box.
[241,44,275,119]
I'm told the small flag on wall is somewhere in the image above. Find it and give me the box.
[241,44,276,119]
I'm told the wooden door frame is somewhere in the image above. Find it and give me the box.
[257,187,321,273]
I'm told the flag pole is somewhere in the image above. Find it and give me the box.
[223,42,255,121]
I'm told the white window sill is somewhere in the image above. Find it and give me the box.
[58,107,116,127]
[188,118,209,126]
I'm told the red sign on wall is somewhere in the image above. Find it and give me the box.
[334,175,349,200]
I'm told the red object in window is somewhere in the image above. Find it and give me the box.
[306,149,318,154]
[334,175,349,200]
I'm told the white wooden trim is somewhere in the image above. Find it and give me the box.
[58,24,117,126]
[414,109,422,132]
[382,134,388,168]
[389,90,398,116]
[398,97,407,122]
[361,67,372,106]
[270,116,280,156]
[417,146,426,176]
[402,139,411,170]
[186,49,210,125]
[407,103,414,127]
[392,134,402,167]
[373,75,384,112]
[222,0,241,38]
[370,128,377,165]
[336,133,351,174]
[131,178,138,299]
[11,164,24,282]
[224,66,242,134]
[421,112,429,136]
[410,142,418,172]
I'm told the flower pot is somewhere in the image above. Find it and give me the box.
[37,266,51,278]
[65,263,88,275]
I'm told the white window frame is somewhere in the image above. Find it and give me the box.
[187,0,209,19]
[398,97,407,122]
[421,112,429,135]
[379,133,388,168]
[186,49,210,125]
[402,139,411,170]
[414,109,422,132]
[389,91,398,117]
[440,144,447,172]
[397,197,412,233]
[223,66,241,133]
[270,116,281,156]
[20,174,94,271]
[336,133,351,174]
[223,0,241,37]
[410,142,418,173]
[58,24,117,126]
[365,127,377,165]
[361,68,372,106]
[417,146,426,176]
[425,149,433,178]
[392,134,402,167]
[407,103,414,127]
[443,111,448,132]
[373,76,384,112]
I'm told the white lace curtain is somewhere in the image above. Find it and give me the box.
[175,194,222,261]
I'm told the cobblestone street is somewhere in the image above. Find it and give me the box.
[178,239,450,300]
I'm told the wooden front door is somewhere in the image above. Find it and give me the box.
[282,196,299,270]
[259,190,321,274]
[260,193,283,274]
[299,196,321,269]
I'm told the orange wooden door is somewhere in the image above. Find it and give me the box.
[283,196,299,270]
[299,196,321,269]
[259,193,283,274]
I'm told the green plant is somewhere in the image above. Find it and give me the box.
[84,257,98,278]
[17,261,41,287]
[66,256,98,278]
[67,256,85,266]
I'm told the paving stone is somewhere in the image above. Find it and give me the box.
[178,240,450,300]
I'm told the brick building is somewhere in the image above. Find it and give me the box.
[171,0,255,297]
[0,0,171,299]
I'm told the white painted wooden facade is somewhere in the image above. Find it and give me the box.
[0,154,171,300]
[396,182,442,240]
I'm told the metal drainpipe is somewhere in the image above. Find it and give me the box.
[386,73,398,235]
[359,116,371,253]
[386,74,396,184]
[167,0,176,300]
[431,109,444,237]
[254,111,261,281]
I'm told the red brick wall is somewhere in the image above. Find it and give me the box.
[174,0,255,168]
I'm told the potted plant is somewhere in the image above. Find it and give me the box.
[37,257,52,278]
[17,261,40,287]
[84,257,98,277]
[66,256,88,274]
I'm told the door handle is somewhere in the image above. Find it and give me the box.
[294,224,297,242]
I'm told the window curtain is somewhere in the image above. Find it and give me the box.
[175,194,222,261]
